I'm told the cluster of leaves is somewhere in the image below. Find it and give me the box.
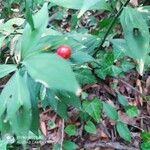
[0,0,150,149]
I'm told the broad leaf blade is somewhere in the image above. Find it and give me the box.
[0,71,32,136]
[71,51,95,64]
[120,7,149,59]
[103,102,118,121]
[82,98,102,122]
[116,121,131,142]
[50,0,111,11]
[23,72,40,135]
[21,3,48,59]
[23,53,80,94]
[43,89,68,119]
[25,0,35,30]
[56,91,81,109]
[65,124,77,136]
[0,64,17,79]
[125,105,139,117]
[78,0,110,18]
[120,7,149,75]
[63,140,78,150]
[117,92,129,107]
[84,120,96,134]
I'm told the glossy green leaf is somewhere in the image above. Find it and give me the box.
[75,68,96,85]
[141,131,150,142]
[117,92,129,107]
[0,64,17,79]
[23,72,40,135]
[55,100,68,119]
[67,32,100,54]
[120,61,134,72]
[0,140,7,150]
[120,7,149,59]
[84,120,96,134]
[0,36,6,48]
[103,102,118,121]
[116,121,131,142]
[78,0,111,18]
[23,53,80,94]
[82,98,102,122]
[21,3,48,59]
[25,0,35,30]
[0,18,24,34]
[71,51,95,64]
[125,105,139,117]
[0,71,32,136]
[63,140,78,150]
[53,144,61,150]
[29,31,100,58]
[43,89,68,119]
[95,52,123,79]
[120,7,150,75]
[65,124,76,136]
[50,0,111,12]
[111,39,127,59]
[56,91,81,109]
[140,142,150,150]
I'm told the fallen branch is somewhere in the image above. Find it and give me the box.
[84,141,138,150]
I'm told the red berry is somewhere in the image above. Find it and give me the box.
[56,45,72,59]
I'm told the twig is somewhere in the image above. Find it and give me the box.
[84,141,138,150]
[0,85,5,89]
[60,119,64,150]
[117,78,143,96]
[93,0,130,57]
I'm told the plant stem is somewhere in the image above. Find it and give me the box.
[93,0,130,57]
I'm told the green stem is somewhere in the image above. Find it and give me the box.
[93,0,130,57]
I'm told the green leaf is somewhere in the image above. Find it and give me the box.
[82,98,102,122]
[43,89,68,119]
[84,120,96,134]
[0,64,17,79]
[0,71,32,136]
[125,105,139,117]
[23,72,40,135]
[0,36,6,48]
[23,53,80,94]
[145,54,150,69]
[120,7,150,75]
[65,124,76,136]
[56,91,81,109]
[71,51,95,64]
[31,31,100,56]
[53,144,61,150]
[50,0,111,12]
[111,39,126,59]
[95,52,123,79]
[63,140,78,150]
[0,18,24,34]
[75,68,96,85]
[78,0,111,18]
[0,140,7,150]
[140,142,150,150]
[21,3,48,59]
[116,121,131,142]
[117,92,129,107]
[141,132,150,142]
[120,61,134,72]
[103,102,118,121]
[67,32,100,54]
[25,0,35,30]
[120,7,149,59]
